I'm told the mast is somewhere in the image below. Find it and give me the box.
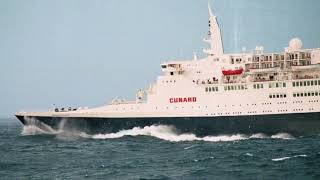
[203,2,224,57]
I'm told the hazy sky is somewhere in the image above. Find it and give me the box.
[1,0,320,117]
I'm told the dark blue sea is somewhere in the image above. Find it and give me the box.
[1,118,320,180]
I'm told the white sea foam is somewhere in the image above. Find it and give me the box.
[272,154,307,162]
[92,125,200,142]
[21,117,75,139]
[90,125,296,142]
[184,145,195,150]
[91,125,249,142]
[271,133,295,139]
[21,117,57,135]
[272,157,291,161]
[250,133,268,139]
[21,125,53,135]
[245,153,253,157]
[293,154,307,158]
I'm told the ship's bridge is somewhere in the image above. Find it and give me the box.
[161,61,186,76]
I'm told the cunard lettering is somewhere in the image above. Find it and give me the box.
[169,97,197,103]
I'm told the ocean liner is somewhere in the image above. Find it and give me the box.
[16,5,320,136]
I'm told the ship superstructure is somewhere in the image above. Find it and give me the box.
[16,4,320,136]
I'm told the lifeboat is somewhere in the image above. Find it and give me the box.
[222,68,243,75]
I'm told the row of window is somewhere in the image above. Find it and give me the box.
[224,85,248,91]
[277,102,287,105]
[161,80,176,84]
[204,80,320,93]
[205,86,219,92]
[253,84,264,89]
[278,109,288,112]
[292,80,320,87]
[269,82,286,88]
[219,80,318,91]
[262,110,272,113]
[293,109,304,112]
[293,101,303,104]
[269,93,287,98]
[248,111,257,114]
[262,102,272,105]
[114,100,317,112]
[293,91,320,97]
[217,103,257,108]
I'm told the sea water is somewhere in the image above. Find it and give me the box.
[0,118,320,179]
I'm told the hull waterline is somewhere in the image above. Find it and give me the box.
[16,112,320,137]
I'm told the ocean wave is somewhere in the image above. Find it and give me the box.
[271,133,294,139]
[90,125,249,142]
[89,125,295,142]
[249,133,268,139]
[272,154,307,161]
[272,157,291,161]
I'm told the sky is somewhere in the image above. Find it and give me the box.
[0,0,320,117]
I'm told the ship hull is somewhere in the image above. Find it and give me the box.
[16,112,320,137]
